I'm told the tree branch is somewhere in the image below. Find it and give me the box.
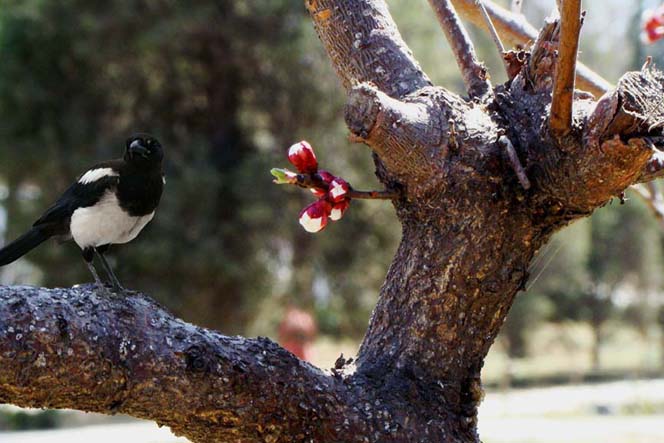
[0,284,485,442]
[306,0,431,98]
[499,135,531,190]
[344,83,464,184]
[428,0,491,98]
[0,285,351,443]
[522,68,664,212]
[450,0,611,97]
[550,0,582,136]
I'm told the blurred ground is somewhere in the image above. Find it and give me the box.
[3,378,664,443]
[2,325,664,443]
[311,323,663,385]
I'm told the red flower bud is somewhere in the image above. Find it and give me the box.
[317,170,335,184]
[288,141,318,174]
[308,170,335,197]
[328,177,350,203]
[310,188,327,198]
[329,200,350,221]
[299,200,332,233]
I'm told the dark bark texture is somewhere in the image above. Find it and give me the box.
[3,1,664,442]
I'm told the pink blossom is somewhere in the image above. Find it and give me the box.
[328,178,350,203]
[329,200,350,221]
[299,200,332,233]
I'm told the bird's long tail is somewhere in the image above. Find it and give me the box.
[0,228,50,266]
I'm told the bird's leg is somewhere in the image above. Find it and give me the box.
[82,247,106,291]
[95,245,125,293]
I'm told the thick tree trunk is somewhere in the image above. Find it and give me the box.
[3,1,664,442]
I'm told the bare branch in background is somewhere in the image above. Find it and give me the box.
[477,0,506,54]
[550,0,582,136]
[451,0,611,97]
[428,0,491,98]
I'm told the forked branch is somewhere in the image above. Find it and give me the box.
[428,0,491,98]
[550,0,582,136]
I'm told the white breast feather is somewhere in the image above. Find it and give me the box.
[70,191,155,249]
[78,168,119,185]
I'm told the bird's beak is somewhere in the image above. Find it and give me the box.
[129,140,149,159]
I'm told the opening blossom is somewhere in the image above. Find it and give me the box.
[271,141,354,233]
[299,200,332,233]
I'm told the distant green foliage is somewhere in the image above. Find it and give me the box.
[0,409,61,431]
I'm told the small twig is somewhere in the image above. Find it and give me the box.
[475,0,511,75]
[476,1,505,52]
[498,135,531,190]
[349,190,400,200]
[293,173,400,200]
[643,55,653,71]
[475,0,510,76]
[449,119,459,150]
[429,0,491,98]
[550,0,583,137]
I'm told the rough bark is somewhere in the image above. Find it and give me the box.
[3,1,664,442]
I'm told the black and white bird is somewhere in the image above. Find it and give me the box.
[0,134,164,292]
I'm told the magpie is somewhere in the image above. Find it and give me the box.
[0,134,164,292]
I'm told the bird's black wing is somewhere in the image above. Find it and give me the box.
[33,161,122,234]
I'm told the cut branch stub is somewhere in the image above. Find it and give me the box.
[521,68,664,213]
[345,83,453,189]
[602,69,664,137]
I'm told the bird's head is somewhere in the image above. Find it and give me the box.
[124,134,163,166]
